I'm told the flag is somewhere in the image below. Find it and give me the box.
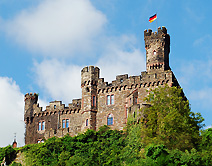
[149,14,157,23]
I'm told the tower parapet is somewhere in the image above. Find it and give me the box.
[24,93,38,122]
[144,26,170,73]
[81,66,100,86]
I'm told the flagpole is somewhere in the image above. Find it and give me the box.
[156,12,158,30]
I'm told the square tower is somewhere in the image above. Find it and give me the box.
[144,27,170,73]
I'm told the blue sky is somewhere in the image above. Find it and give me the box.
[0,0,212,147]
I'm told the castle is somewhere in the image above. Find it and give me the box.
[24,27,180,144]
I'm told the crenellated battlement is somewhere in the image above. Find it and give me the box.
[97,70,173,94]
[144,26,167,38]
[24,92,38,101]
[81,66,100,85]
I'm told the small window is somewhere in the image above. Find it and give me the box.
[153,50,156,55]
[92,96,96,106]
[37,139,44,143]
[111,95,114,105]
[62,119,65,128]
[54,105,56,109]
[66,119,69,128]
[38,122,41,131]
[107,95,110,105]
[38,121,45,131]
[106,95,115,105]
[107,114,113,125]
[120,79,123,83]
[86,119,88,126]
[62,119,69,128]
[42,121,45,130]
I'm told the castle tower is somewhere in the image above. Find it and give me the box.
[24,93,38,144]
[144,26,170,73]
[24,93,38,122]
[81,66,99,130]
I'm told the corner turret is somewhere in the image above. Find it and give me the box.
[144,26,170,73]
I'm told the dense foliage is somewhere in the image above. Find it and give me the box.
[140,85,204,150]
[0,145,16,165]
[1,86,211,165]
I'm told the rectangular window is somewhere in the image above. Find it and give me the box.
[62,119,65,128]
[86,119,88,126]
[42,121,45,130]
[107,95,110,105]
[66,119,69,128]
[111,95,114,105]
[62,119,69,128]
[38,122,41,131]
[106,95,115,105]
[92,96,96,106]
[107,114,113,125]
[38,121,45,131]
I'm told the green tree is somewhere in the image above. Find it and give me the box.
[0,146,16,165]
[140,85,204,151]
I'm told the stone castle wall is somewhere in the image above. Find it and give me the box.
[24,27,181,144]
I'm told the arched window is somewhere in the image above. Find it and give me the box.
[107,114,113,125]
[153,50,156,55]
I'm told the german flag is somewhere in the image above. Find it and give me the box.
[149,14,157,23]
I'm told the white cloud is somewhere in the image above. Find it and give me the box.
[33,35,145,104]
[34,59,82,104]
[0,77,24,147]
[97,35,145,82]
[5,0,107,56]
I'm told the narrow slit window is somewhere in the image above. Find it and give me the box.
[86,119,88,126]
[92,96,96,106]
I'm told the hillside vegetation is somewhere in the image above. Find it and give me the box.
[1,86,212,166]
